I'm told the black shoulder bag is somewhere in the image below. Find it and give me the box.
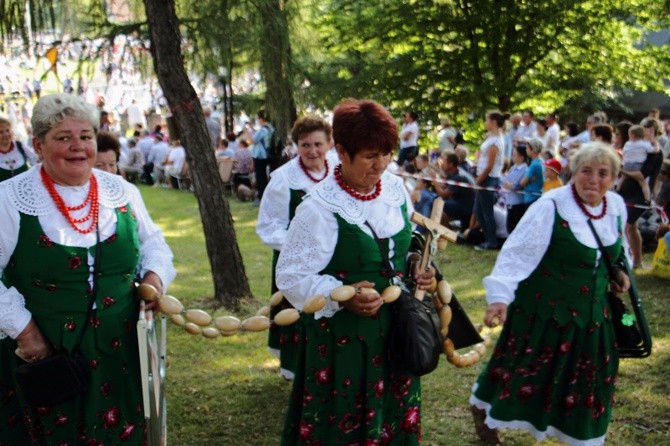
[586,219,652,358]
[365,223,443,377]
[14,230,100,406]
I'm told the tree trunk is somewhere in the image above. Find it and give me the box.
[256,0,296,171]
[143,0,252,310]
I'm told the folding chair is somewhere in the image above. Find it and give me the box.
[217,157,235,195]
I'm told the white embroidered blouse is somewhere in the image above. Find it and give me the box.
[483,185,630,306]
[275,171,413,319]
[256,156,330,252]
[0,165,176,339]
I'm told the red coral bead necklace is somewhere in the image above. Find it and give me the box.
[571,184,607,220]
[40,167,99,234]
[334,164,381,201]
[299,157,329,183]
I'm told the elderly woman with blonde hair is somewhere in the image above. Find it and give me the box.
[0,93,175,445]
[470,142,631,445]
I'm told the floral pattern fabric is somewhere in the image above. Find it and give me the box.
[281,205,422,445]
[470,211,624,446]
[0,207,146,445]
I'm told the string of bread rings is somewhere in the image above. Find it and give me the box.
[137,279,490,368]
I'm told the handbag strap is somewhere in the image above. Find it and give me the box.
[586,219,616,278]
[72,227,101,350]
[364,221,403,285]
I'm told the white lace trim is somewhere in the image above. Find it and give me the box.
[281,156,329,190]
[0,286,31,339]
[469,392,606,446]
[1,165,131,216]
[309,171,407,225]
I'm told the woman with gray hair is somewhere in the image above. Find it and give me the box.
[0,93,175,445]
[470,142,631,445]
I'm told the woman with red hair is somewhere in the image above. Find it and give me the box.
[276,99,435,445]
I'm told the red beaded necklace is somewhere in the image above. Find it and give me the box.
[40,167,99,234]
[571,183,607,220]
[334,164,382,201]
[299,157,329,183]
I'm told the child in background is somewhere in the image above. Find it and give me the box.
[617,124,658,203]
[542,158,563,193]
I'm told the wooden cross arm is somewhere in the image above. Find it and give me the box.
[410,212,458,243]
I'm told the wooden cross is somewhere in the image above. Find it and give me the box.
[410,198,457,300]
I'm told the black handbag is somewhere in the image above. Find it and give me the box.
[387,286,443,376]
[587,220,652,358]
[366,223,443,376]
[14,349,91,407]
[13,229,100,406]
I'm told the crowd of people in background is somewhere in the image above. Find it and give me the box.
[393,107,670,267]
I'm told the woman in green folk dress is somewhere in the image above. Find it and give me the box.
[256,115,335,380]
[0,116,38,182]
[470,142,631,445]
[0,93,175,445]
[275,99,435,445]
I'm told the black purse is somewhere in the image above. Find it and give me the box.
[587,220,652,358]
[366,223,443,377]
[13,229,100,406]
[14,348,91,407]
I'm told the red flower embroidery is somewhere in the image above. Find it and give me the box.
[47,283,57,292]
[561,220,569,228]
[392,376,411,399]
[100,382,112,396]
[401,406,419,433]
[579,285,590,295]
[380,423,394,446]
[563,392,579,410]
[337,335,350,346]
[36,406,52,415]
[106,233,117,244]
[338,413,361,434]
[90,317,101,328]
[119,422,136,441]
[366,409,377,424]
[54,413,69,426]
[318,344,328,356]
[299,420,313,441]
[111,339,122,349]
[64,322,76,331]
[118,206,128,213]
[584,393,595,408]
[372,354,383,367]
[38,235,54,247]
[102,406,121,428]
[374,379,384,397]
[90,359,99,369]
[337,271,347,279]
[302,391,313,406]
[315,367,332,385]
[102,296,115,307]
[559,341,572,354]
[516,384,536,402]
[342,378,352,387]
[67,256,82,269]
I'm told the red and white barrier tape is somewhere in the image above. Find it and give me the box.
[396,171,668,224]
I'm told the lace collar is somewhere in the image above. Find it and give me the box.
[540,185,623,221]
[1,165,130,216]
[280,156,330,190]
[309,170,406,225]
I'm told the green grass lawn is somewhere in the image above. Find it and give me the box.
[139,185,670,445]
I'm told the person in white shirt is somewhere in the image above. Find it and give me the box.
[437,117,457,152]
[513,109,537,147]
[397,111,419,166]
[164,140,187,182]
[545,113,561,156]
[617,124,658,203]
[472,110,507,251]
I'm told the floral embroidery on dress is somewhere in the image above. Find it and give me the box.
[38,235,54,247]
[68,256,82,269]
